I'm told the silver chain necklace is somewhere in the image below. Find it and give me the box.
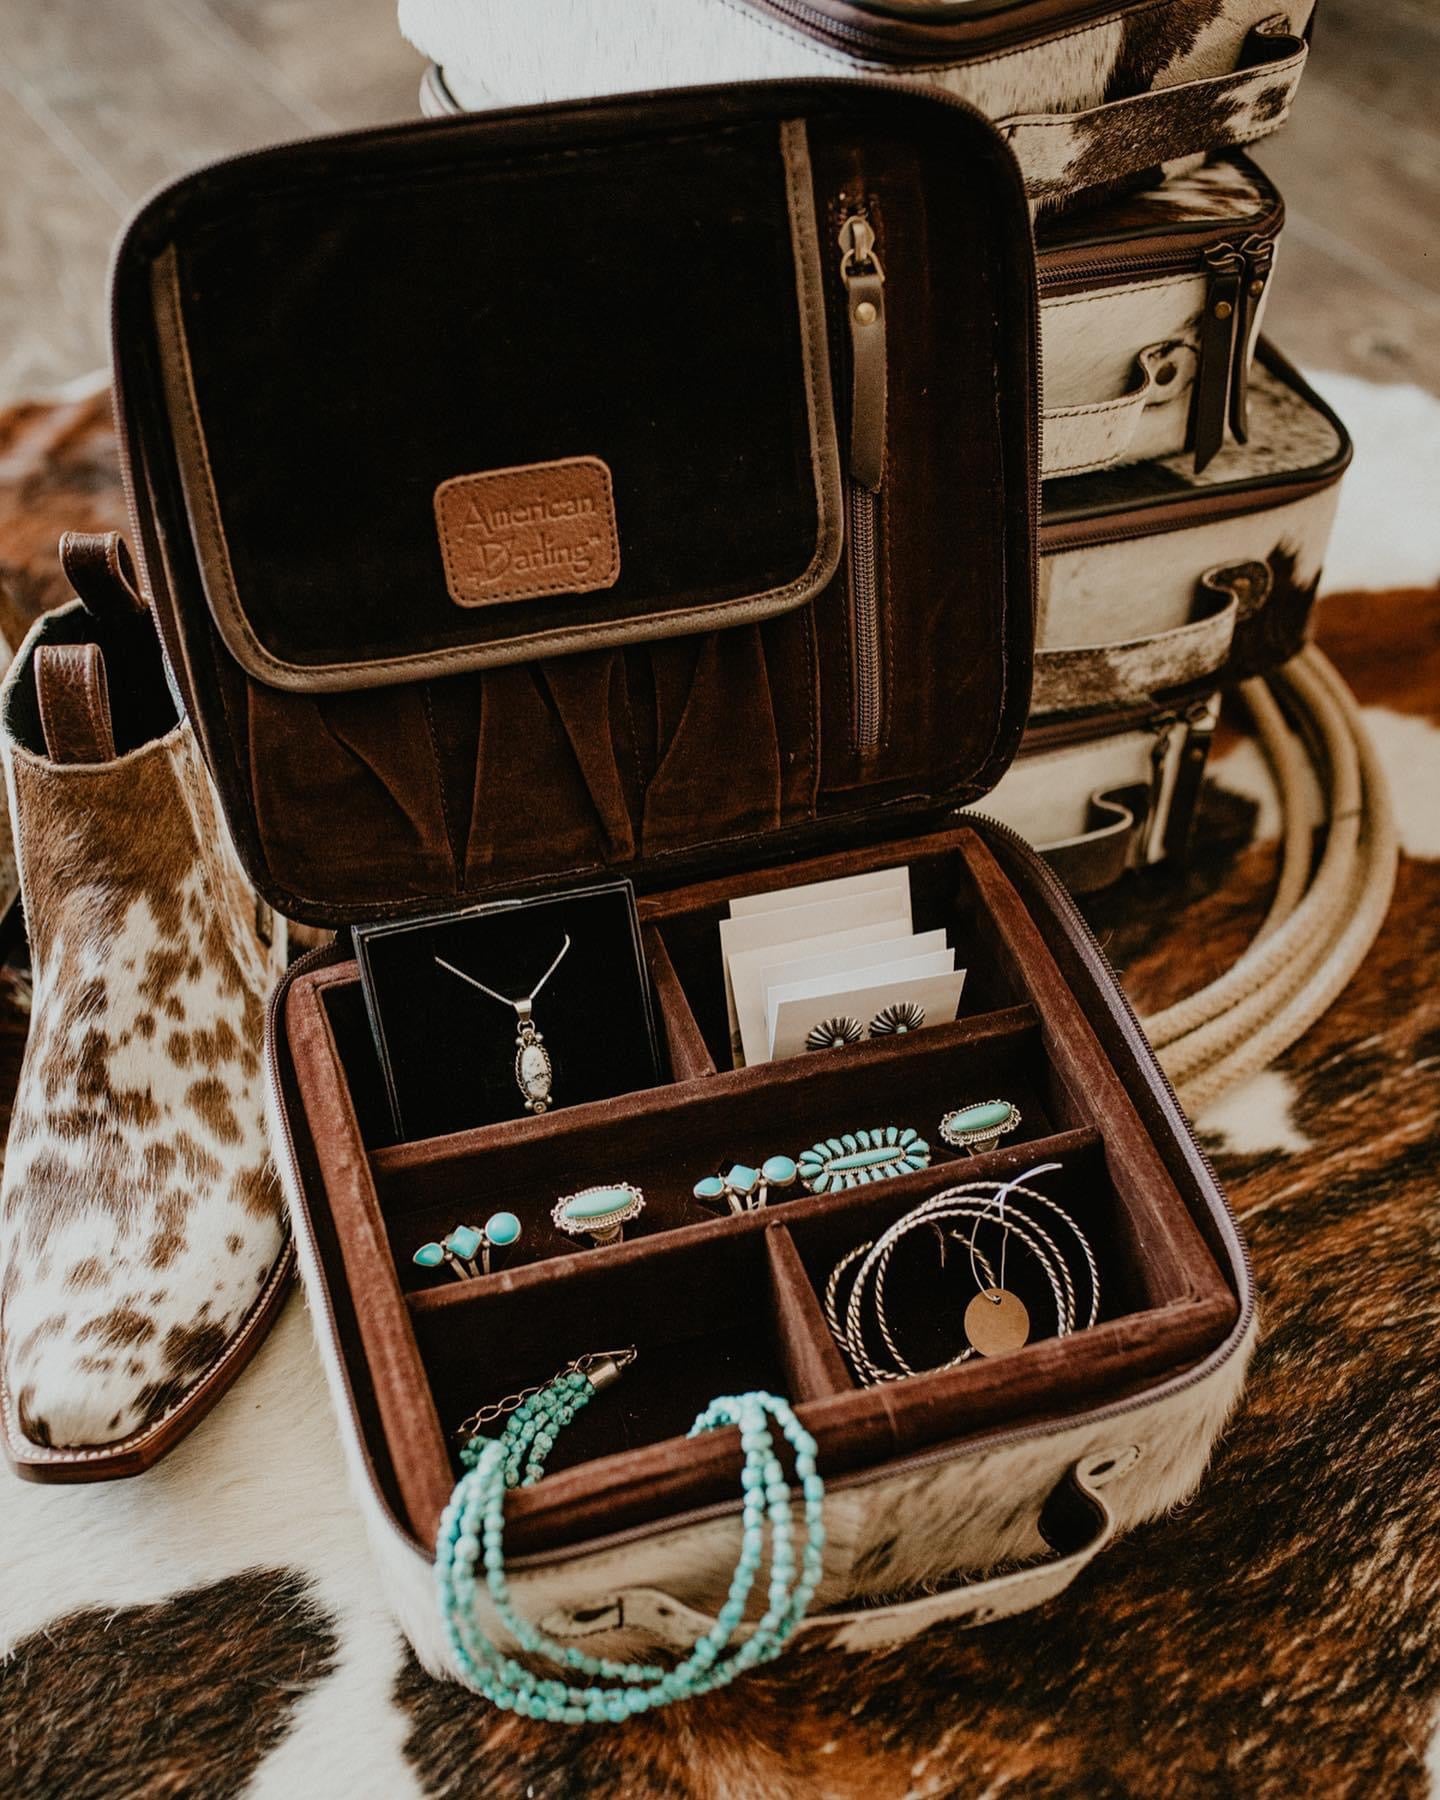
[435,934,571,1114]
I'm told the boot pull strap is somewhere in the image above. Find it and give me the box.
[58,531,144,625]
[35,643,116,765]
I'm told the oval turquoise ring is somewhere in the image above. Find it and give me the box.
[938,1100,1022,1155]
[551,1182,645,1247]
[693,1155,799,1215]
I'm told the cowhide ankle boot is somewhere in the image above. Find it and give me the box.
[0,534,291,1480]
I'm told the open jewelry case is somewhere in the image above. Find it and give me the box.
[285,820,1238,1552]
[111,81,1254,1631]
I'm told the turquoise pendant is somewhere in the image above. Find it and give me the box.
[797,1127,930,1193]
[937,1099,1021,1154]
[551,1182,645,1246]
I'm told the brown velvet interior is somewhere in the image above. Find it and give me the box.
[174,118,824,671]
[280,826,1237,1556]
[115,84,1036,925]
[366,1008,1066,1285]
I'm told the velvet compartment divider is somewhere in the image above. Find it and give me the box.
[283,826,1236,1558]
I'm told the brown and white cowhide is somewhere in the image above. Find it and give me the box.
[2,371,1439,1797]
[403,0,1312,209]
[0,673,289,1457]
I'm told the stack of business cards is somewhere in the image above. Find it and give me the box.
[719,868,966,1067]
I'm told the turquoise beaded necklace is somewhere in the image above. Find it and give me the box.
[436,1351,826,1719]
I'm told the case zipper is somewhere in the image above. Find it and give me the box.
[837,210,888,755]
[1039,214,1280,478]
[743,0,1158,63]
[1043,345,1352,551]
[1192,234,1275,471]
[1141,698,1217,864]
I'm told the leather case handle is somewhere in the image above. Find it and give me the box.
[1042,342,1197,480]
[1039,782,1152,895]
[1032,591,1237,716]
[1003,17,1308,208]
[535,1454,1120,1659]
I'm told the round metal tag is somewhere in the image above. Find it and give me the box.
[964,1288,1030,1357]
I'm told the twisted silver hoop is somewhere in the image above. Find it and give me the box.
[823,1165,1099,1386]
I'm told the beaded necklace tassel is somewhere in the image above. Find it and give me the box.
[437,1355,825,1721]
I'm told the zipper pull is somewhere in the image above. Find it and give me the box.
[1228,234,1275,446]
[1162,699,1219,862]
[1144,712,1182,863]
[838,212,887,492]
[1191,241,1244,474]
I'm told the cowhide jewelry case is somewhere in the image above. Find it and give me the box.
[110,85,1254,1678]
[411,0,1312,216]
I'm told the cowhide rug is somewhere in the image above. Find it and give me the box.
[0,373,1437,1799]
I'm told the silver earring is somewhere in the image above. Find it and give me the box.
[868,1002,926,1038]
[805,1016,863,1052]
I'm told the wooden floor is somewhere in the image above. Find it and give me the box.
[1,0,1437,404]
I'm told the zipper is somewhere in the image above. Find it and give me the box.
[744,0,1158,63]
[1039,216,1280,478]
[1141,703,1220,865]
[837,209,889,756]
[1043,344,1352,550]
[1141,711,1185,865]
[1227,234,1274,445]
[1191,234,1275,472]
[1161,698,1219,862]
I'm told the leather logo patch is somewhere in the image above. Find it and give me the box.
[434,456,620,608]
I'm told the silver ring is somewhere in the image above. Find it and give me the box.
[551,1182,645,1247]
[938,1099,1021,1155]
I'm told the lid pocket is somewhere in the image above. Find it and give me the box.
[149,115,842,692]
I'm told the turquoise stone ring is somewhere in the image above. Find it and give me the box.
[413,1212,525,1281]
[937,1099,1021,1155]
[797,1127,930,1193]
[552,1182,645,1247]
[692,1154,800,1214]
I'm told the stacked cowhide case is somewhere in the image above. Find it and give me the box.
[412,1,1351,893]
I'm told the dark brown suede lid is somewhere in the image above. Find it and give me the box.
[111,82,1038,925]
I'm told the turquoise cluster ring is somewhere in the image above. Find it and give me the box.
[798,1127,930,1194]
[692,1155,799,1215]
[938,1099,1022,1155]
[414,1212,523,1281]
[552,1182,645,1247]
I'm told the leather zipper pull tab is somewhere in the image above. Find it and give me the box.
[1228,234,1274,445]
[838,213,887,492]
[1163,700,1219,861]
[1191,243,1243,474]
